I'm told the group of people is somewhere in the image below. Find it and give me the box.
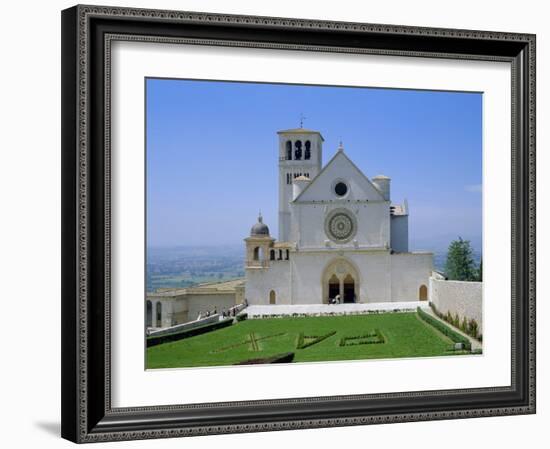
[196,307,217,321]
[196,303,245,321]
[220,307,240,318]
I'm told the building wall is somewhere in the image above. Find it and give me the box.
[147,298,188,328]
[390,253,433,301]
[429,277,483,332]
[290,202,390,249]
[147,291,240,329]
[390,214,409,252]
[245,259,291,305]
[171,302,189,325]
[245,250,434,305]
[186,294,238,322]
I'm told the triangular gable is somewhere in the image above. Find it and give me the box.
[294,151,385,202]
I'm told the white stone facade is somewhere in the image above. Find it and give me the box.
[244,128,433,306]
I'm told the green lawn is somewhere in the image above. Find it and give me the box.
[146,312,466,369]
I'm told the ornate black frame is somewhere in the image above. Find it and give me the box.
[61,4,536,443]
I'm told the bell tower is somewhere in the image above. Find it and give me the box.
[277,127,323,241]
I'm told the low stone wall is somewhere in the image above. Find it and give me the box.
[429,277,482,333]
[246,301,429,318]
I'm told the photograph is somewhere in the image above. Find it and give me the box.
[55,2,536,444]
[144,79,484,369]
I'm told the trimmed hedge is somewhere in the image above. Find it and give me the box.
[430,302,482,341]
[146,319,233,347]
[235,313,248,322]
[234,352,295,365]
[417,307,471,351]
[339,329,385,347]
[296,331,336,349]
[212,332,286,353]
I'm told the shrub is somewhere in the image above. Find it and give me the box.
[430,303,481,342]
[467,318,479,339]
[461,316,468,333]
[236,313,248,322]
[417,307,471,351]
[296,331,336,349]
[339,329,385,346]
[212,332,286,354]
[454,313,460,328]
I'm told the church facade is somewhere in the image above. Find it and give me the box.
[244,128,433,306]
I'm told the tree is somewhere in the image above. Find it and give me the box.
[444,237,477,281]
[476,257,483,281]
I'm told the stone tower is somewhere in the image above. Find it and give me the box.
[277,128,324,241]
[244,213,274,268]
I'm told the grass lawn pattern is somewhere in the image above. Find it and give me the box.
[146,312,466,369]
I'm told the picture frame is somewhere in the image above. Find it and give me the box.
[61,4,536,443]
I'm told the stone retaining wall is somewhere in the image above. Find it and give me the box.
[429,277,482,333]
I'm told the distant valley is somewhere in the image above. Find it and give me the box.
[147,245,244,292]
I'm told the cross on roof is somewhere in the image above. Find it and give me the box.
[299,113,306,128]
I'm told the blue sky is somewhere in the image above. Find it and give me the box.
[146,78,482,253]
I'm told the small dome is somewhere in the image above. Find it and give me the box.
[373,174,390,180]
[294,175,310,182]
[250,213,270,236]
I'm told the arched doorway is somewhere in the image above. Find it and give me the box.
[322,258,360,304]
[269,290,276,304]
[419,285,428,301]
[343,274,356,303]
[328,274,340,301]
[146,300,152,327]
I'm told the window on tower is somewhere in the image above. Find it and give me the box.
[286,141,292,160]
[305,140,311,159]
[294,140,302,160]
